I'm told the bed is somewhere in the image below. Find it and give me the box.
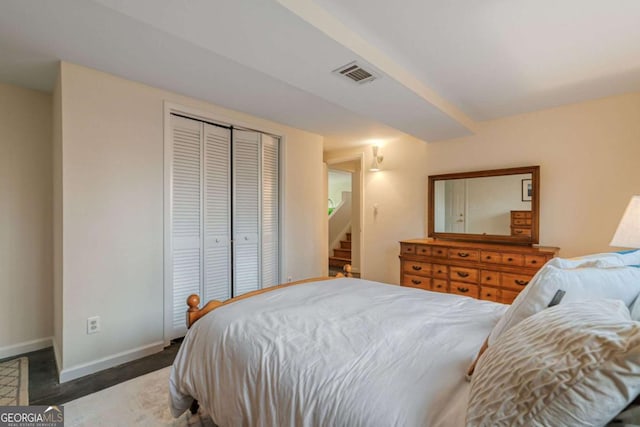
[169,256,640,427]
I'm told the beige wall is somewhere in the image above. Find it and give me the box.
[325,92,640,284]
[56,62,324,380]
[325,137,430,284]
[0,83,53,358]
[427,92,640,257]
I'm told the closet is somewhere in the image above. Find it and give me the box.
[165,114,280,339]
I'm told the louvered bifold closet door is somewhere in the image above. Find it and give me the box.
[203,123,232,302]
[233,130,261,296]
[169,115,202,339]
[261,135,280,288]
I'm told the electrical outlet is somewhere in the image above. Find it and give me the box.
[87,316,101,334]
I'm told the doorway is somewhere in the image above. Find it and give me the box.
[326,156,363,277]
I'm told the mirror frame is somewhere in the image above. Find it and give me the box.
[428,165,540,245]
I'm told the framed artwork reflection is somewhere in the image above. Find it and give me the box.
[522,179,532,202]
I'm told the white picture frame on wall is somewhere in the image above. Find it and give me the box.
[522,179,532,202]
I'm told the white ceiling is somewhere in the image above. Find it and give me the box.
[1,0,639,149]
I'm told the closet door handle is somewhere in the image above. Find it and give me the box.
[515,279,529,286]
[456,271,469,278]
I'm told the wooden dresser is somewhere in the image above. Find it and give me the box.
[399,239,559,304]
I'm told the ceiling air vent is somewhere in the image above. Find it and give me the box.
[333,61,378,85]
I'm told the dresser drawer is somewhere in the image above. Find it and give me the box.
[402,275,431,290]
[432,264,449,279]
[524,255,547,268]
[402,261,432,276]
[432,279,448,293]
[480,286,499,302]
[501,272,533,291]
[512,211,531,219]
[501,253,524,266]
[415,245,432,257]
[431,247,448,258]
[450,266,479,283]
[512,218,532,226]
[500,289,520,304]
[448,248,480,262]
[481,251,502,264]
[480,270,500,286]
[401,244,416,255]
[511,227,532,237]
[450,282,479,298]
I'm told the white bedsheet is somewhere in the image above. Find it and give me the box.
[169,278,506,427]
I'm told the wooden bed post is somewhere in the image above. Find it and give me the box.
[186,295,223,328]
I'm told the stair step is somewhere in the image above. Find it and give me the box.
[346,232,351,241]
[328,256,351,268]
[333,248,351,259]
[340,240,351,250]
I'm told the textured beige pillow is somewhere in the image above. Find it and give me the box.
[467,300,640,427]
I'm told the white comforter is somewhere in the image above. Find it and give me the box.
[169,278,506,427]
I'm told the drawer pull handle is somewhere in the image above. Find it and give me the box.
[436,250,443,254]
[486,276,492,281]
[515,230,523,234]
[456,271,469,278]
[457,287,469,293]
[531,260,537,264]
[411,265,422,271]
[515,279,529,286]
[507,257,513,262]
[485,256,492,260]
[458,252,470,258]
[437,270,443,274]
[435,284,442,289]
[411,279,422,285]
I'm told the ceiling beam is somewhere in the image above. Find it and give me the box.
[277,0,478,135]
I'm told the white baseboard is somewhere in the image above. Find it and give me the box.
[59,341,165,383]
[0,337,52,360]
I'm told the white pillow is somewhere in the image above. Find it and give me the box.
[546,254,624,269]
[467,300,640,427]
[487,264,640,345]
[619,249,640,266]
[631,296,640,322]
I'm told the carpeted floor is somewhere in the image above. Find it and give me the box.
[0,357,29,406]
[63,367,216,427]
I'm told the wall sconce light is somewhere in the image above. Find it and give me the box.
[370,146,384,171]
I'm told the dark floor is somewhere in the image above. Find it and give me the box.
[0,340,182,405]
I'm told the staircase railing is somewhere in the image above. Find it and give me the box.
[328,191,351,255]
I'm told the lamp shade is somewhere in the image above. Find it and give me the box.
[610,196,640,248]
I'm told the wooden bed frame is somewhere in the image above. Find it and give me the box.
[186,264,352,328]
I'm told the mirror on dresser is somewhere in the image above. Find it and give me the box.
[428,166,540,245]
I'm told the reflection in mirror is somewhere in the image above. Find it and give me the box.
[434,174,532,235]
